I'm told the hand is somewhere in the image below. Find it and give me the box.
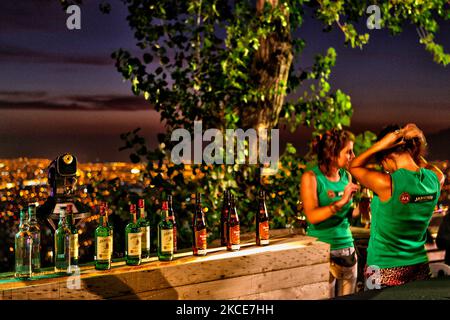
[375,128,406,151]
[402,123,426,143]
[337,182,360,207]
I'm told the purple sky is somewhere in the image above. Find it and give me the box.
[0,1,449,162]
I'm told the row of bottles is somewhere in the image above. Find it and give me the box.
[14,191,270,278]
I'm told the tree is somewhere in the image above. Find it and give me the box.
[61,0,449,248]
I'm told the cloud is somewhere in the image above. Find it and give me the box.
[0,45,113,66]
[0,93,152,111]
[0,1,66,33]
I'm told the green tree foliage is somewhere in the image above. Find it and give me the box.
[63,1,449,249]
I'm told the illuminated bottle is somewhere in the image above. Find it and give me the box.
[125,204,142,266]
[158,200,174,261]
[28,204,41,273]
[15,209,32,279]
[137,199,151,259]
[95,203,112,270]
[227,194,240,251]
[193,193,207,256]
[256,190,270,246]
[168,195,178,253]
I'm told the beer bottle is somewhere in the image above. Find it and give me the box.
[192,193,207,256]
[256,190,270,246]
[227,194,240,251]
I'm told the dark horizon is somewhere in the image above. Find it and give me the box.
[0,1,449,162]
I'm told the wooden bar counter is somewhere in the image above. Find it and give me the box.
[0,231,330,300]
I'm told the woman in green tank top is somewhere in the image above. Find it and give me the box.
[350,123,444,289]
[301,129,360,297]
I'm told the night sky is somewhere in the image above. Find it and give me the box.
[0,1,449,162]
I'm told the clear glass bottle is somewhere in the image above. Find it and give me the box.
[137,199,151,259]
[95,203,112,270]
[28,204,41,273]
[192,193,207,256]
[54,207,72,274]
[158,200,174,261]
[15,209,32,279]
[125,204,142,265]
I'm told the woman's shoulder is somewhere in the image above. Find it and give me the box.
[302,169,317,181]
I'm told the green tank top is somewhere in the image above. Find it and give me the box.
[306,166,354,250]
[367,168,440,268]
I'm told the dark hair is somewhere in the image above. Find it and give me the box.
[312,129,355,175]
[375,124,426,164]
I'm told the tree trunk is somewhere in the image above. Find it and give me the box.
[242,0,293,130]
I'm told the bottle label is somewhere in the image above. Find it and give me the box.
[230,225,240,245]
[97,236,112,261]
[259,221,270,240]
[69,234,78,259]
[127,233,141,257]
[195,229,207,250]
[161,229,173,253]
[141,226,150,250]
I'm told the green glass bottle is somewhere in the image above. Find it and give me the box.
[158,200,174,261]
[66,204,79,268]
[95,203,112,270]
[27,204,41,273]
[15,209,32,279]
[125,204,142,265]
[54,207,72,274]
[137,199,151,259]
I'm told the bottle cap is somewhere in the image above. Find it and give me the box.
[138,199,144,209]
[162,201,168,211]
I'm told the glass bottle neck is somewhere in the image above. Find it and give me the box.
[19,212,29,228]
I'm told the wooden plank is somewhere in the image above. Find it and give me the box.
[0,234,320,292]
[235,282,329,300]
[0,290,12,300]
[117,262,329,300]
[0,235,331,300]
[47,238,329,300]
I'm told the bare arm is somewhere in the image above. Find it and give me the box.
[300,171,359,225]
[349,133,397,201]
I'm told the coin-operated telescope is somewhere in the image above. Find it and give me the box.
[37,153,91,231]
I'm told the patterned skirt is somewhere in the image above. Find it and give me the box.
[364,263,431,288]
